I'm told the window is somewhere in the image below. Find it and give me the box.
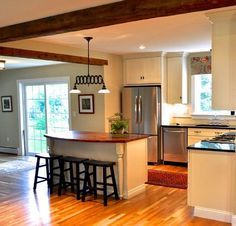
[192,74,230,115]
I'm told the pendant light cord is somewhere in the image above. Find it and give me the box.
[84,37,93,77]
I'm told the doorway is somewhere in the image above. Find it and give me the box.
[18,77,70,156]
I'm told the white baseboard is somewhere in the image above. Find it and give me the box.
[123,184,146,199]
[232,215,236,226]
[0,147,18,155]
[194,206,233,223]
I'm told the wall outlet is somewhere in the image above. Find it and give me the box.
[6,137,10,142]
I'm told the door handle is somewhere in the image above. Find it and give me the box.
[138,96,142,123]
[164,130,186,133]
[135,96,138,123]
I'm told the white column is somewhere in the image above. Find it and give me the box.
[47,138,54,154]
[116,143,125,199]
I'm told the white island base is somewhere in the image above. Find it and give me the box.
[46,132,148,199]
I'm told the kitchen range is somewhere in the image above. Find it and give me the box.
[202,132,235,144]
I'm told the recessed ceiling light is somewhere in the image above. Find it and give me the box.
[139,45,146,50]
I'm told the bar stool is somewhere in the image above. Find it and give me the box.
[58,156,88,199]
[33,153,62,194]
[82,160,119,206]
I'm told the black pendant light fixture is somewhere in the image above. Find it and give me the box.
[70,37,110,94]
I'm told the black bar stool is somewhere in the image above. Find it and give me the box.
[33,153,62,194]
[82,160,119,206]
[58,156,89,199]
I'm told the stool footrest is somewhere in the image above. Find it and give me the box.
[96,182,115,187]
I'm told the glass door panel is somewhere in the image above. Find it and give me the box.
[46,83,69,133]
[24,82,69,155]
[25,85,47,154]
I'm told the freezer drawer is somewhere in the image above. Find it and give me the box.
[163,127,187,163]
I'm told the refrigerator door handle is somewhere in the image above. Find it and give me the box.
[138,95,142,123]
[135,96,138,123]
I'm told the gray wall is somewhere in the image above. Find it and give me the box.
[0,62,105,148]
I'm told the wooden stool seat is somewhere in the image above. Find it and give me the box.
[33,153,62,194]
[58,156,88,199]
[82,159,119,206]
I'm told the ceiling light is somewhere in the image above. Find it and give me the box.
[139,45,146,50]
[0,60,6,70]
[69,37,110,94]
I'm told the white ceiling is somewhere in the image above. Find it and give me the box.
[0,1,236,70]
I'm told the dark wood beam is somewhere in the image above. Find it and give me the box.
[0,46,108,66]
[0,0,236,43]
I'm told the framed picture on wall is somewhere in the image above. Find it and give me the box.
[78,94,94,114]
[1,96,13,112]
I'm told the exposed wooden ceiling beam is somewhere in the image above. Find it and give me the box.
[0,0,236,43]
[0,46,108,65]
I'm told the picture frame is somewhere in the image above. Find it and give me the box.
[78,94,94,114]
[1,96,13,112]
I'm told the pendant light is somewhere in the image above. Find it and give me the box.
[0,60,6,70]
[70,37,110,94]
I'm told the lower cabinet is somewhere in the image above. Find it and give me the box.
[188,149,236,219]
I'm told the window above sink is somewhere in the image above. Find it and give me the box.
[191,74,232,116]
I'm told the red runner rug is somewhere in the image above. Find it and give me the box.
[147,169,187,189]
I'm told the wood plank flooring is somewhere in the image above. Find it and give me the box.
[0,154,230,226]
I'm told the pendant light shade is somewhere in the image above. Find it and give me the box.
[0,60,6,70]
[70,37,110,94]
[98,84,110,94]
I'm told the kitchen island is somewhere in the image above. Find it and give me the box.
[45,131,149,199]
[187,140,236,224]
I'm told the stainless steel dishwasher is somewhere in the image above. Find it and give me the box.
[162,127,188,163]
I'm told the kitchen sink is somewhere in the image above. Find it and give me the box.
[195,124,229,128]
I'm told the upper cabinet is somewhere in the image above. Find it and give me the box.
[166,53,188,104]
[207,9,236,110]
[123,53,163,85]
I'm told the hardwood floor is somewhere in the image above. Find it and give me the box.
[0,154,230,226]
[148,164,188,173]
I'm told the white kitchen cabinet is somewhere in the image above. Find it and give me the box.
[166,53,188,104]
[188,128,234,145]
[207,9,236,110]
[123,57,162,85]
[188,149,236,220]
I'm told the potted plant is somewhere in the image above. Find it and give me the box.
[109,113,129,135]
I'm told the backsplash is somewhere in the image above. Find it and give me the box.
[163,103,236,125]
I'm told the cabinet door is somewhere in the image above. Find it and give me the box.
[188,136,209,146]
[141,57,161,84]
[209,10,236,110]
[167,57,183,104]
[124,57,161,85]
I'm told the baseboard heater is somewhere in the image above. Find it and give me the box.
[0,146,18,155]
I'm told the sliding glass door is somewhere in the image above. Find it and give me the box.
[22,80,69,155]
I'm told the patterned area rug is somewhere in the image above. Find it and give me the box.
[0,160,35,174]
[147,169,187,189]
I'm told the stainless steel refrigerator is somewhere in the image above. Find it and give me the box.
[122,86,161,164]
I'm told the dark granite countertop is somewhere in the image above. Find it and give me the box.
[187,141,235,153]
[162,124,236,129]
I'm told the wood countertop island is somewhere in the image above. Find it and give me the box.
[45,131,149,199]
[45,130,148,143]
